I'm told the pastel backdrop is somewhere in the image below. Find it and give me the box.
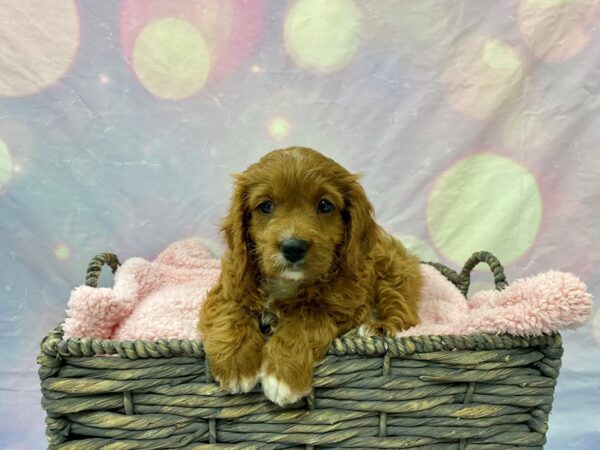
[0,0,599,448]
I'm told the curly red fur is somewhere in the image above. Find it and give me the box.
[199,147,421,404]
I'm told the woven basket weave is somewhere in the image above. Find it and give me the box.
[38,251,563,449]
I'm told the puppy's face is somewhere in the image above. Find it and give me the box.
[222,147,377,288]
[245,150,347,284]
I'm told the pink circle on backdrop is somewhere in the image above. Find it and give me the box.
[518,0,600,63]
[120,0,265,83]
[0,0,81,97]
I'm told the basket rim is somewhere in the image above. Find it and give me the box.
[39,322,562,361]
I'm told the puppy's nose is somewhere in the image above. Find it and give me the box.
[280,239,310,263]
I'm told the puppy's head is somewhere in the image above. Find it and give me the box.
[222,147,377,285]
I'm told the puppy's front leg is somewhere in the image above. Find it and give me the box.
[199,288,264,394]
[260,310,337,406]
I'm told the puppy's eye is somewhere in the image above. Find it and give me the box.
[317,199,335,213]
[258,201,275,214]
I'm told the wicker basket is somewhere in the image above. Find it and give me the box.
[38,251,563,449]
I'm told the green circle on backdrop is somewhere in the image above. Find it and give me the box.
[428,153,542,265]
[284,0,363,73]
[133,18,211,100]
[0,140,13,190]
[396,235,438,262]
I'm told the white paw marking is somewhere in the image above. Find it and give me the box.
[219,374,258,394]
[260,372,303,406]
[357,323,377,338]
[239,375,258,393]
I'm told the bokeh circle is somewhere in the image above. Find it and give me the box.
[267,116,293,141]
[442,36,525,119]
[54,243,71,261]
[132,18,211,100]
[519,0,599,63]
[0,0,80,97]
[428,153,542,265]
[120,0,265,97]
[0,140,13,191]
[284,0,364,73]
[396,235,438,262]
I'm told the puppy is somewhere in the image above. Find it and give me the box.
[199,147,421,406]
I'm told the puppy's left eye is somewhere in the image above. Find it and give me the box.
[317,199,335,213]
[258,200,275,214]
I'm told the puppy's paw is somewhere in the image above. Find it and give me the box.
[208,345,262,394]
[357,321,397,338]
[260,370,306,406]
[357,323,377,338]
[216,372,259,394]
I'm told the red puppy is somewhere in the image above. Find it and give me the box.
[199,147,421,405]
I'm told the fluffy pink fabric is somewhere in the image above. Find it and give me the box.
[63,238,592,341]
[63,238,220,341]
[399,266,592,338]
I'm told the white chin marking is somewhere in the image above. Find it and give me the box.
[280,270,304,281]
[260,372,302,406]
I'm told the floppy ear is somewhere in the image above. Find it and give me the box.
[221,175,255,282]
[341,174,378,272]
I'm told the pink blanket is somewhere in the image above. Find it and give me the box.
[63,238,592,341]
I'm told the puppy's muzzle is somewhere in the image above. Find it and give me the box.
[280,239,310,263]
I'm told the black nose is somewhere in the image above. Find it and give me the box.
[280,239,310,263]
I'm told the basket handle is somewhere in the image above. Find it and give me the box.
[85,253,121,287]
[83,250,505,294]
[425,251,508,297]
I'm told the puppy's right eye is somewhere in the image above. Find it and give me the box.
[317,199,335,213]
[258,201,274,214]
